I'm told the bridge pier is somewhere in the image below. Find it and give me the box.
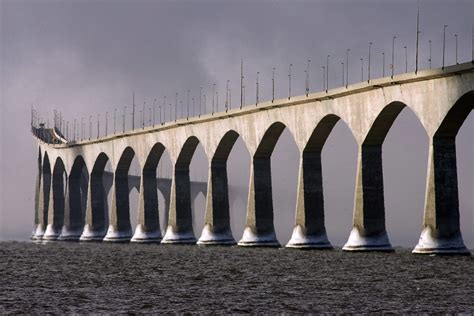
[343,145,393,252]
[413,138,470,255]
[104,174,133,242]
[31,168,49,240]
[197,162,236,245]
[80,172,107,241]
[58,174,84,241]
[131,171,162,243]
[287,153,332,249]
[238,158,279,247]
[161,167,196,244]
[43,167,65,241]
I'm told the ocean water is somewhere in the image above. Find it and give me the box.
[0,241,472,313]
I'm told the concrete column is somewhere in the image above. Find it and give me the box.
[238,157,279,247]
[58,175,84,241]
[287,153,332,249]
[80,173,107,241]
[43,172,65,240]
[161,166,196,244]
[131,170,162,242]
[413,138,469,254]
[197,162,236,245]
[104,173,133,242]
[31,171,49,240]
[343,145,393,251]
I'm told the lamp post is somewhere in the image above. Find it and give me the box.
[306,59,311,96]
[256,72,260,105]
[322,66,326,91]
[153,98,156,127]
[123,106,126,133]
[288,64,293,100]
[454,34,458,64]
[442,24,448,69]
[341,62,344,86]
[187,90,190,120]
[97,113,100,139]
[404,46,408,72]
[132,91,135,130]
[212,83,216,114]
[382,52,385,77]
[114,108,116,134]
[346,48,350,87]
[391,36,397,78]
[428,40,432,69]
[326,55,330,92]
[175,93,178,122]
[199,87,202,117]
[163,96,166,123]
[272,67,276,102]
[368,42,372,82]
[105,111,108,136]
[225,80,230,112]
[88,116,91,140]
[360,58,364,81]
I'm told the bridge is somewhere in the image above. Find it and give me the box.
[31,62,473,254]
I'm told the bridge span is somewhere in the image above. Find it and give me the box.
[31,63,473,254]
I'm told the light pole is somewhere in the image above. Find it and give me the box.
[391,36,397,78]
[322,66,326,91]
[123,106,126,133]
[163,96,166,123]
[442,24,448,69]
[105,111,108,136]
[326,55,330,92]
[306,59,311,96]
[341,62,344,86]
[199,87,202,117]
[272,67,276,102]
[368,42,372,82]
[428,40,432,69]
[212,83,216,114]
[114,108,116,134]
[132,91,135,130]
[192,97,195,116]
[187,89,190,120]
[158,105,162,124]
[288,63,293,100]
[225,80,229,110]
[88,116,91,140]
[256,72,260,105]
[404,46,408,72]
[382,52,385,77]
[240,59,243,109]
[97,113,100,138]
[73,119,76,142]
[454,34,458,64]
[360,58,364,81]
[153,98,156,127]
[175,93,178,122]
[346,49,350,87]
[142,102,146,129]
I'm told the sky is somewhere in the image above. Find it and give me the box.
[0,0,472,247]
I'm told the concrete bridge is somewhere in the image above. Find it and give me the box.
[31,62,473,254]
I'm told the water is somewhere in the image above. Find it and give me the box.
[0,241,472,313]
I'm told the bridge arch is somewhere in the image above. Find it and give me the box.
[104,146,137,241]
[43,157,66,239]
[344,101,429,251]
[61,155,88,240]
[197,130,241,245]
[131,142,166,242]
[41,152,52,231]
[162,136,205,243]
[413,91,473,253]
[288,114,355,248]
[239,121,294,246]
[80,152,110,241]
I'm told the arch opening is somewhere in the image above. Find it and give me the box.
[67,156,89,235]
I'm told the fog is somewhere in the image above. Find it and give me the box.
[1,0,472,247]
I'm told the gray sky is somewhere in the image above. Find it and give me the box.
[1,0,472,247]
